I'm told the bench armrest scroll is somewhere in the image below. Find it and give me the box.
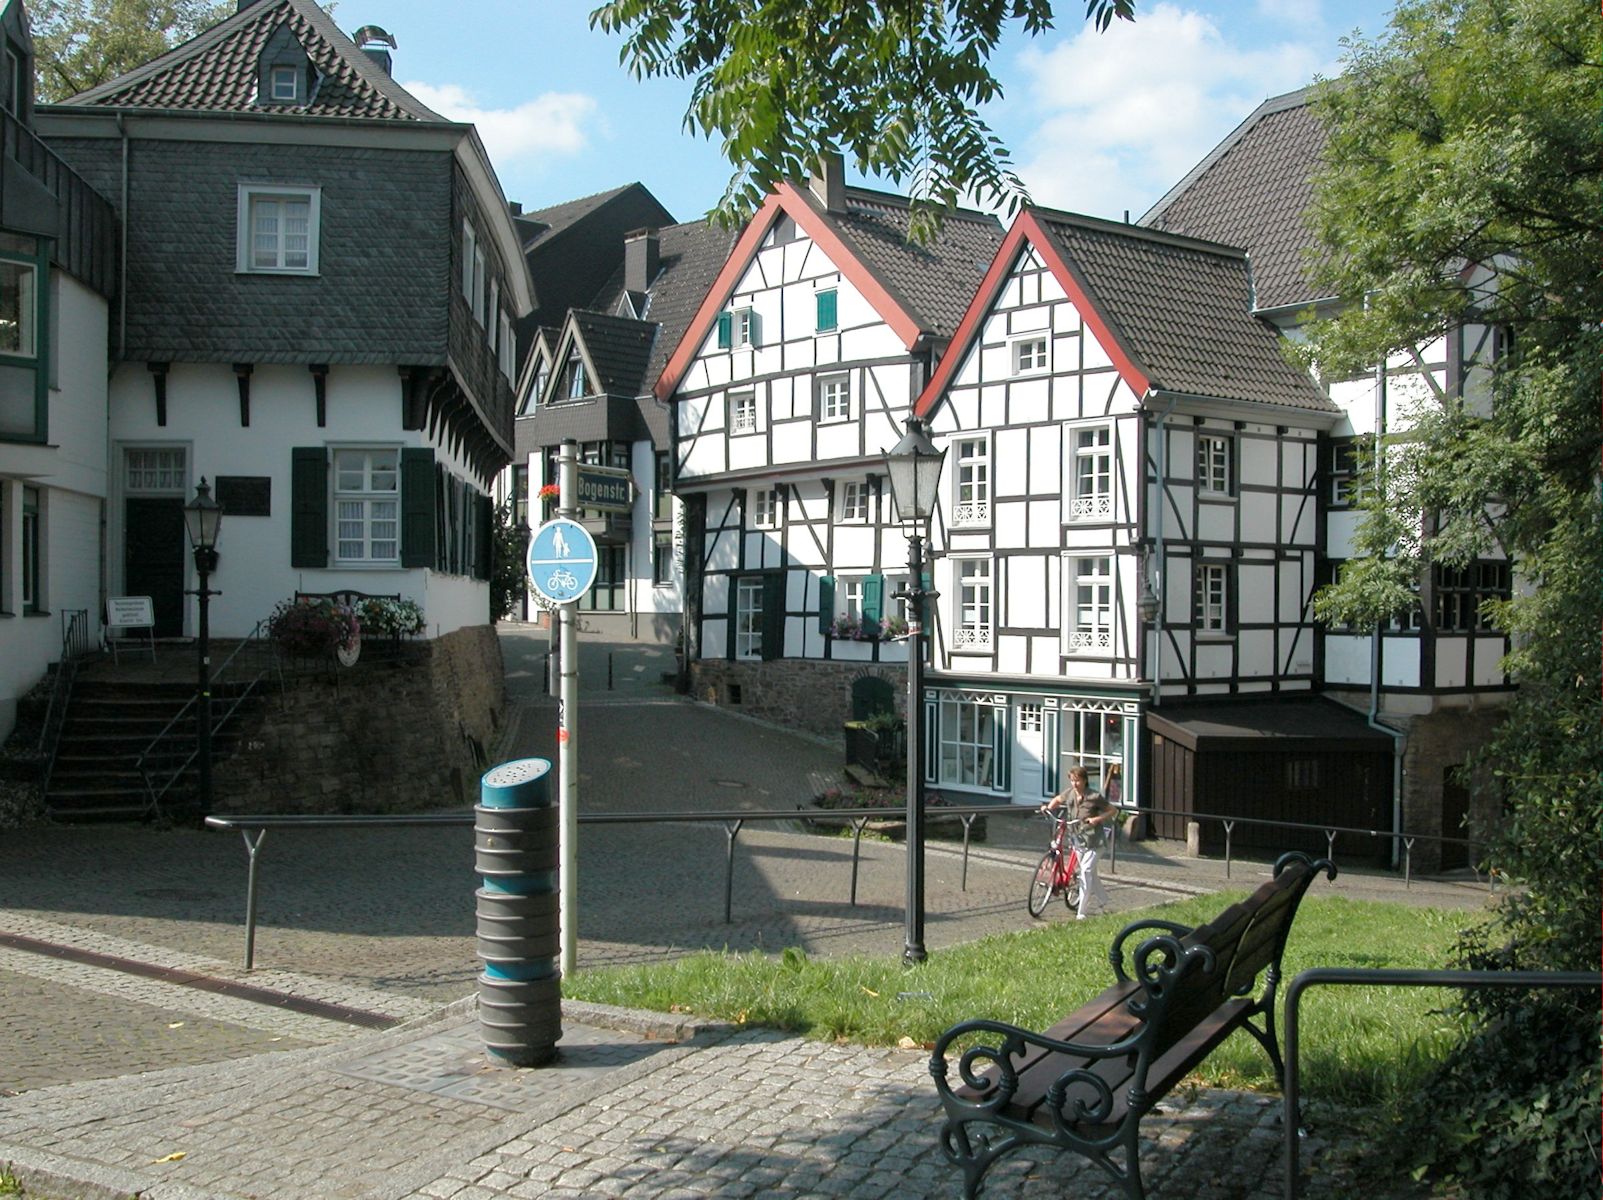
[931,1017,1145,1111]
[1109,920,1194,982]
[1273,851,1337,882]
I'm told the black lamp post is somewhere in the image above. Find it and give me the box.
[183,478,222,816]
[885,416,946,966]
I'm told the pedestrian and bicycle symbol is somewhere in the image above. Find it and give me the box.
[527,518,599,605]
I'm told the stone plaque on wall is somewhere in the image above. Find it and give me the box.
[216,475,271,516]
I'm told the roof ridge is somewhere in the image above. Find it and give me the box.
[1034,206,1248,260]
[520,183,639,223]
[841,183,999,224]
[60,0,278,105]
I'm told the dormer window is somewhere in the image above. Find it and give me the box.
[564,354,587,399]
[270,66,298,102]
[257,24,313,106]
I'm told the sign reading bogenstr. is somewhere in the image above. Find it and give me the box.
[576,464,634,514]
[527,518,599,605]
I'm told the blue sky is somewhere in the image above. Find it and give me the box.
[365,0,1399,225]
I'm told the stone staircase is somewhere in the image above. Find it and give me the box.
[46,679,264,821]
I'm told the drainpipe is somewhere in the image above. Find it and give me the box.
[116,112,129,362]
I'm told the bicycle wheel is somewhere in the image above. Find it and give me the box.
[1028,851,1057,918]
[1062,851,1083,910]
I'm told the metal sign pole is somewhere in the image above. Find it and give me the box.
[557,440,579,978]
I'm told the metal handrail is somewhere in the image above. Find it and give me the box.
[137,620,280,815]
[37,609,92,798]
[1283,967,1602,1199]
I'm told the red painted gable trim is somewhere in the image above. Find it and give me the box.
[652,184,926,402]
[913,209,1151,421]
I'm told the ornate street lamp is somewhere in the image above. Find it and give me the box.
[183,478,222,816]
[885,417,946,966]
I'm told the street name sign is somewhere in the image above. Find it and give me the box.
[527,518,599,605]
[576,464,634,513]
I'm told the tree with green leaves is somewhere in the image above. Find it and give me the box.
[1305,0,1600,1193]
[29,0,231,102]
[590,0,1134,232]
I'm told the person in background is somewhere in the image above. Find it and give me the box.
[1041,765,1114,918]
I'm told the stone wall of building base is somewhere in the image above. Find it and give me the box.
[690,658,907,739]
[215,626,505,814]
[1394,708,1507,874]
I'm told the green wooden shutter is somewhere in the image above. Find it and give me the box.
[716,312,732,349]
[726,576,737,660]
[1043,711,1060,798]
[290,447,327,568]
[761,573,785,661]
[474,492,492,581]
[400,448,436,568]
[862,574,884,636]
[747,311,762,347]
[816,289,837,332]
[818,575,835,634]
[991,705,1011,792]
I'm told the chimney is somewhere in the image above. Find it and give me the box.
[809,151,846,214]
[509,201,522,217]
[352,25,398,75]
[624,227,659,294]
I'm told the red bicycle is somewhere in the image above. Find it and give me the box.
[1028,813,1087,917]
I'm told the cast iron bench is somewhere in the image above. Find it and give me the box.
[930,850,1336,1199]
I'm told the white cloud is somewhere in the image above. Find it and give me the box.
[401,81,598,169]
[1007,3,1322,219]
[1256,0,1325,31]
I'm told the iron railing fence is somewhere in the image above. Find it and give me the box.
[137,620,284,816]
[36,609,93,797]
[203,802,1490,972]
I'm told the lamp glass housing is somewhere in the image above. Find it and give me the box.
[885,419,946,522]
[183,478,223,551]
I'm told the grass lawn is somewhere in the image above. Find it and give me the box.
[566,894,1481,1106]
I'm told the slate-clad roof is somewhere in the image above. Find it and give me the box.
[813,187,1003,339]
[1036,210,1333,412]
[1139,88,1329,312]
[571,311,655,398]
[60,0,444,121]
[518,184,641,252]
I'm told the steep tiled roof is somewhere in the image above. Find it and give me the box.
[518,184,645,252]
[1139,88,1330,312]
[817,188,1003,339]
[571,311,656,398]
[60,0,443,121]
[1036,210,1333,412]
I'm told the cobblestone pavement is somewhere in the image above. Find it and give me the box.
[0,624,1482,1197]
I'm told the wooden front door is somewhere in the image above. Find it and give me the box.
[124,497,185,637]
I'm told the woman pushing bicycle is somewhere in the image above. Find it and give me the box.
[1040,765,1114,919]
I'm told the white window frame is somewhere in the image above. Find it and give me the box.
[733,306,756,347]
[1064,554,1113,654]
[729,391,758,435]
[461,220,477,299]
[269,65,298,101]
[936,694,1001,790]
[1197,433,1233,497]
[750,487,782,530]
[836,479,868,523]
[471,245,487,326]
[488,280,500,350]
[124,446,186,493]
[735,576,764,660]
[236,184,320,275]
[953,435,991,527]
[953,557,993,652]
[1011,334,1049,374]
[499,312,515,380]
[333,446,400,565]
[816,372,851,422]
[0,239,37,359]
[837,576,867,622]
[20,483,40,612]
[1196,562,1228,633]
[1070,424,1112,521]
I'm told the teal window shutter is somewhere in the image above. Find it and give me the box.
[748,311,762,347]
[991,705,1011,792]
[716,312,732,349]
[818,575,835,634]
[1043,711,1060,797]
[816,289,837,332]
[761,573,785,660]
[474,492,492,581]
[290,447,327,568]
[862,574,884,636]
[924,695,939,786]
[400,447,436,568]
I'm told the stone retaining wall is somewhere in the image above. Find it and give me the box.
[214,625,505,813]
[1394,706,1506,874]
[689,658,906,739]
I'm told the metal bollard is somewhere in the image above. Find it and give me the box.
[476,758,560,1067]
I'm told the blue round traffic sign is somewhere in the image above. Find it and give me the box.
[527,518,599,604]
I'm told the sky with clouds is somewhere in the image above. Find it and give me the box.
[365,0,1398,225]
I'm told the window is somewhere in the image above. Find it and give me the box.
[533,361,550,403]
[0,233,42,441]
[1287,760,1319,790]
[333,448,399,563]
[3,45,21,114]
[953,437,990,526]
[1061,707,1126,795]
[816,373,850,422]
[1066,556,1112,653]
[815,289,837,333]
[1196,563,1229,633]
[1330,439,1372,507]
[936,695,1002,789]
[836,480,868,522]
[472,245,487,326]
[729,391,758,435]
[652,530,673,586]
[735,576,764,660]
[564,353,588,400]
[654,451,672,520]
[269,65,298,101]
[716,307,759,348]
[20,484,39,611]
[1070,426,1111,521]
[498,313,515,380]
[1197,433,1232,496]
[750,487,781,530]
[1434,562,1510,632]
[954,558,993,650]
[125,447,186,492]
[1012,335,1049,374]
[488,281,500,350]
[237,185,319,274]
[511,465,528,530]
[461,221,477,299]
